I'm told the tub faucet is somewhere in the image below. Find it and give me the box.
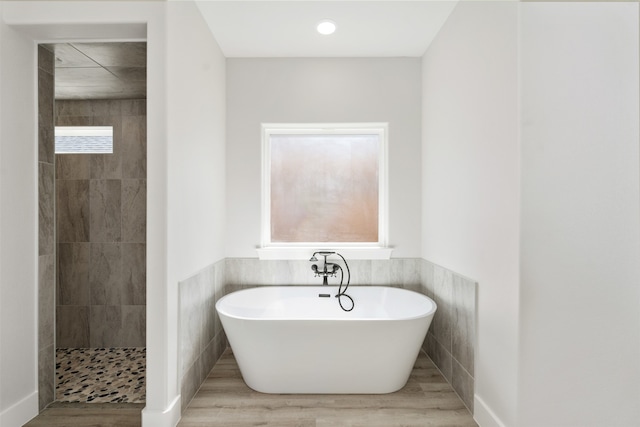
[309,251,339,285]
[309,251,354,311]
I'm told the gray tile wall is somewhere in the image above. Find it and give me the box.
[178,257,476,413]
[38,45,56,410]
[55,99,146,348]
[179,259,227,410]
[421,259,476,412]
[224,258,423,290]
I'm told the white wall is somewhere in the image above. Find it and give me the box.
[0,2,226,425]
[518,3,640,426]
[167,2,226,281]
[421,2,519,426]
[424,2,640,427]
[226,58,422,258]
[0,5,39,425]
[0,2,176,426]
[165,0,226,413]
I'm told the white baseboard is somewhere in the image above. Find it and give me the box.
[141,395,181,427]
[474,395,508,427]
[0,391,38,427]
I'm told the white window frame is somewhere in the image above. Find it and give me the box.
[258,123,392,260]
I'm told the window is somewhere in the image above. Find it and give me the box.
[55,126,113,154]
[259,123,391,260]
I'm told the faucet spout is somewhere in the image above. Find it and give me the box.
[310,252,339,285]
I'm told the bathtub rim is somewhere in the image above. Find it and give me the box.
[215,285,437,322]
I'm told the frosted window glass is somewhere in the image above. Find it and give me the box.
[55,126,113,154]
[270,134,379,243]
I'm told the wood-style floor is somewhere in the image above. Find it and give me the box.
[178,349,477,427]
[23,402,144,427]
[24,349,477,427]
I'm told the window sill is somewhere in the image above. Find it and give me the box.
[256,247,394,260]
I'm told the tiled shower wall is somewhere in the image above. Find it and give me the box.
[38,45,56,410]
[179,257,476,412]
[55,99,146,348]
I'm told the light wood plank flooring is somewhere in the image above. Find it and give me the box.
[24,349,476,427]
[23,403,144,427]
[178,348,477,427]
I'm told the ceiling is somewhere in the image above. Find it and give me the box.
[44,42,146,100]
[44,2,458,99]
[195,1,458,58]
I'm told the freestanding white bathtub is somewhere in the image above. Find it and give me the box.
[216,285,437,394]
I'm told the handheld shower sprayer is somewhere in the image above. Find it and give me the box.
[309,251,335,262]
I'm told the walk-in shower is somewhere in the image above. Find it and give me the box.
[38,42,147,408]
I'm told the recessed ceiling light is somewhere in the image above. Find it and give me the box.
[317,20,337,36]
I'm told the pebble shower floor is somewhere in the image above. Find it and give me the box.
[56,348,146,403]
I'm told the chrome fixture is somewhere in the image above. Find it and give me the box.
[309,251,339,285]
[309,251,353,311]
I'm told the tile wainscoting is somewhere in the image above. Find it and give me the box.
[178,257,476,412]
[421,259,476,412]
[179,259,227,410]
